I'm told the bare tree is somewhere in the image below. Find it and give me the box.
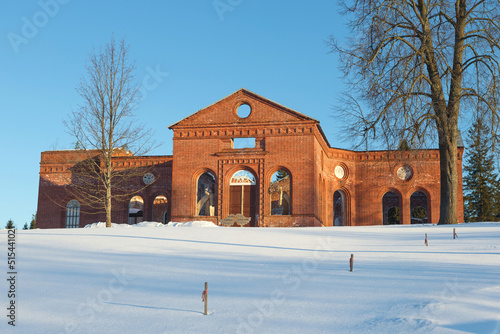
[330,0,500,224]
[64,37,156,227]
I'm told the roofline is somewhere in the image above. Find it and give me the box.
[168,88,320,129]
[239,88,320,123]
[316,124,332,148]
[167,90,240,129]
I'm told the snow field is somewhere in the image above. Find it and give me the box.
[1,223,499,333]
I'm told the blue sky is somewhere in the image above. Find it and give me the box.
[0,0,351,228]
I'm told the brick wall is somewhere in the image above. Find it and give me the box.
[36,89,464,228]
[37,150,172,228]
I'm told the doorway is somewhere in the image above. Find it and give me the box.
[229,170,257,226]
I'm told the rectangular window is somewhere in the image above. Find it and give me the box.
[232,138,255,149]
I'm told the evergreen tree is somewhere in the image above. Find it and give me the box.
[275,170,289,181]
[463,118,500,222]
[30,213,37,229]
[5,219,14,229]
[388,207,400,224]
[23,223,29,230]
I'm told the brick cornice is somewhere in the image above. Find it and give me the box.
[172,124,316,139]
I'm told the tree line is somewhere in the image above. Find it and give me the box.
[4,213,37,230]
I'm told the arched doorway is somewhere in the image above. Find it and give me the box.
[383,191,401,225]
[334,190,347,226]
[229,170,257,226]
[153,195,169,224]
[411,191,429,224]
[128,196,144,224]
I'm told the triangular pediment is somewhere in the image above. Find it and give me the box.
[169,89,318,129]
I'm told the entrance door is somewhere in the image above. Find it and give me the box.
[229,185,256,216]
[229,170,257,226]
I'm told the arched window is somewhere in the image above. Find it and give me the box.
[411,191,429,224]
[153,195,168,224]
[230,170,256,185]
[128,196,144,224]
[66,200,80,228]
[383,191,401,225]
[197,172,216,216]
[270,170,291,215]
[334,190,346,226]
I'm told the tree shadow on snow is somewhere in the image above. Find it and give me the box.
[104,301,203,315]
[442,320,500,334]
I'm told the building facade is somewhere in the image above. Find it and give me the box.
[37,89,464,228]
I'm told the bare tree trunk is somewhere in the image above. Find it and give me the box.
[106,184,112,228]
[437,1,465,225]
[438,123,458,224]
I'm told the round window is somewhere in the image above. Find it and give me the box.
[396,166,412,181]
[236,103,252,118]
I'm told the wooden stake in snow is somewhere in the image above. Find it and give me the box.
[202,282,208,315]
[350,254,354,272]
[453,228,458,239]
[425,233,428,246]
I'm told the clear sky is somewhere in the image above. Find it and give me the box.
[0,0,351,228]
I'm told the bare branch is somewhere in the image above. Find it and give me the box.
[64,37,158,227]
[331,0,500,224]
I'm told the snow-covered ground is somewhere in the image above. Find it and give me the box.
[1,222,499,334]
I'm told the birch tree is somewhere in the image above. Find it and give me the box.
[65,37,155,227]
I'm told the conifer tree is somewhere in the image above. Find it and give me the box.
[5,219,14,229]
[463,118,500,222]
[30,213,37,229]
[23,223,29,230]
[275,170,288,181]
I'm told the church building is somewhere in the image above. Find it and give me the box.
[36,89,464,228]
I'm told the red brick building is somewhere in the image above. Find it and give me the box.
[37,89,464,228]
